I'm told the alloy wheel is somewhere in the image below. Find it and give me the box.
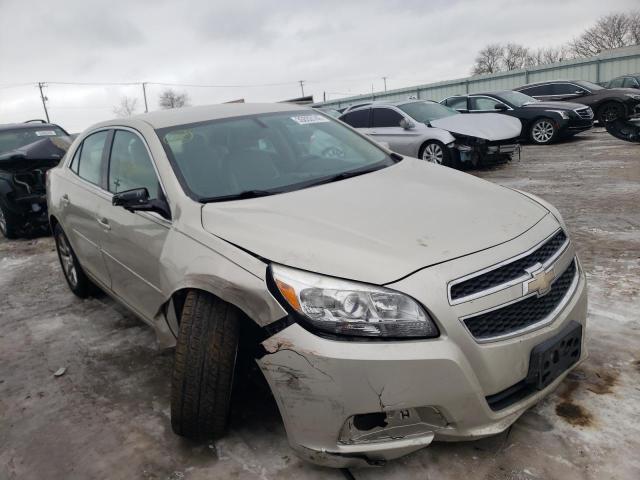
[56,232,78,288]
[600,105,620,123]
[422,143,444,164]
[532,120,555,144]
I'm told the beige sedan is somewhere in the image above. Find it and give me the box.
[47,103,587,468]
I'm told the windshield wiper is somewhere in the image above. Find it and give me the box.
[306,164,386,188]
[200,189,276,203]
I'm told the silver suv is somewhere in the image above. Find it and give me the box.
[47,103,587,468]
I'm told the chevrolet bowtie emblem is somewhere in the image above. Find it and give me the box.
[523,264,556,297]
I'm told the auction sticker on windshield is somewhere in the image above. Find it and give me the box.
[290,114,330,125]
[35,130,58,136]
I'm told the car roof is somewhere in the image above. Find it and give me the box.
[517,80,583,88]
[92,103,309,130]
[344,99,437,112]
[0,122,65,132]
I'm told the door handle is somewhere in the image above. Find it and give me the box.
[61,194,70,207]
[96,217,111,230]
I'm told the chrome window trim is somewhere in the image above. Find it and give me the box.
[458,258,580,344]
[447,228,568,305]
[520,82,591,96]
[65,126,172,225]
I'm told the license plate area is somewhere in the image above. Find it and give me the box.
[525,321,582,390]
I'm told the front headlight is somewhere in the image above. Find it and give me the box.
[269,264,439,339]
[625,93,640,101]
[546,110,570,119]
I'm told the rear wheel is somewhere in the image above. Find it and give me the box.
[0,201,19,239]
[529,118,557,145]
[53,223,91,297]
[420,140,452,167]
[597,102,624,124]
[171,291,240,440]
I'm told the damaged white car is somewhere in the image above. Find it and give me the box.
[47,103,587,468]
[339,100,521,168]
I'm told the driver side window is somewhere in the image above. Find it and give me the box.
[108,130,160,199]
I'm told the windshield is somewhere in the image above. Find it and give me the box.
[494,91,538,107]
[576,80,604,91]
[157,111,393,201]
[397,101,458,124]
[0,126,67,153]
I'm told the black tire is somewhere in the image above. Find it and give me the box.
[53,223,91,298]
[529,118,557,145]
[597,102,624,124]
[0,200,19,239]
[419,140,453,167]
[171,291,240,440]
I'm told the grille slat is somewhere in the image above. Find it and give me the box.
[450,230,567,301]
[463,260,576,340]
[575,107,594,120]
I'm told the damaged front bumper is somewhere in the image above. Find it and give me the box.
[257,237,587,468]
[449,137,519,166]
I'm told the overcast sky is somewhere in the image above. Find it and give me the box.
[0,0,637,132]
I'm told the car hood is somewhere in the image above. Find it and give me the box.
[201,158,549,284]
[0,137,71,172]
[524,101,587,110]
[429,113,521,141]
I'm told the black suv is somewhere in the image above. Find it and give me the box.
[514,80,640,124]
[441,91,593,145]
[0,121,71,238]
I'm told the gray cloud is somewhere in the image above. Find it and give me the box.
[0,0,637,131]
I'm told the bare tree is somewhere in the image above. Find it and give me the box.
[113,96,138,117]
[503,43,530,70]
[527,46,572,66]
[159,89,190,109]
[569,12,639,57]
[471,44,504,75]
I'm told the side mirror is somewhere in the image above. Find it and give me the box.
[494,103,508,111]
[574,90,586,95]
[112,187,171,220]
[399,118,415,130]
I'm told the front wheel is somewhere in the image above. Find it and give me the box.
[0,200,19,239]
[597,102,624,124]
[420,140,452,167]
[171,291,240,440]
[529,118,557,145]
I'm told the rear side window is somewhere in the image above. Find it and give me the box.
[69,145,81,174]
[371,108,404,127]
[340,109,370,128]
[108,130,159,199]
[623,77,639,88]
[519,85,551,97]
[77,131,109,186]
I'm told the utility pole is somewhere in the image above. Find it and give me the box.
[323,91,326,102]
[37,82,50,122]
[298,80,305,97]
[382,76,388,92]
[142,82,149,113]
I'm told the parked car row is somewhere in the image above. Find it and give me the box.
[332,76,640,153]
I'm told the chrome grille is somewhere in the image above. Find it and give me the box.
[575,107,594,120]
[462,260,577,341]
[449,230,567,302]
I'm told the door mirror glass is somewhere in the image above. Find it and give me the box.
[399,118,415,129]
[494,103,508,111]
[574,89,586,95]
[112,187,171,220]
